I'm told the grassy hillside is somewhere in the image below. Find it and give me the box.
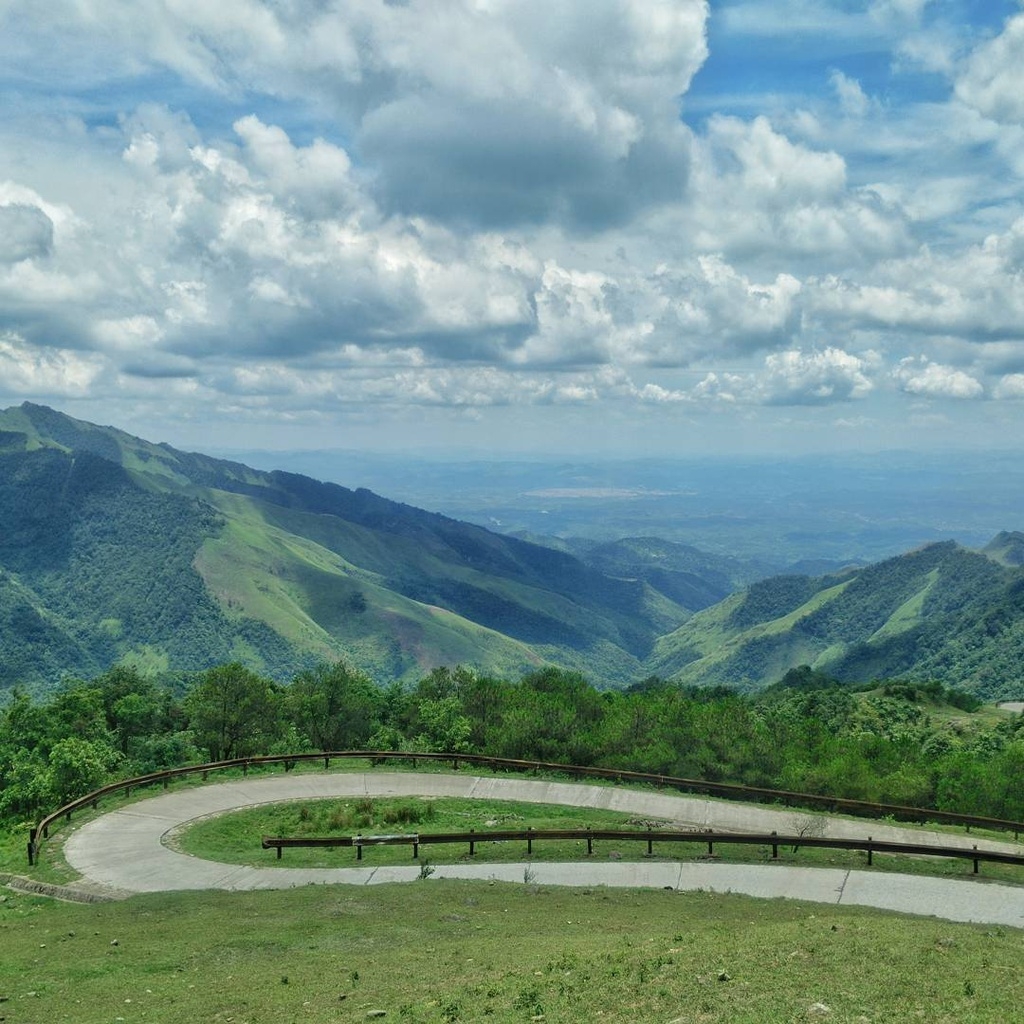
[1,881,1020,1023]
[0,404,685,692]
[650,542,1024,698]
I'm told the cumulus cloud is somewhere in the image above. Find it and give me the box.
[0,332,103,396]
[0,204,54,264]
[993,373,1024,399]
[3,0,708,233]
[956,14,1024,124]
[893,357,984,398]
[685,115,911,263]
[0,0,1022,450]
[695,347,875,406]
[812,216,1024,341]
[830,71,871,119]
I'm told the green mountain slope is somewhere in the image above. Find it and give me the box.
[648,541,1024,699]
[0,404,692,692]
[571,536,758,615]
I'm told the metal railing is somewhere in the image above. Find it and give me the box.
[28,750,1024,865]
[261,827,1024,875]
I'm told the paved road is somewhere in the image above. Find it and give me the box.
[61,772,1024,928]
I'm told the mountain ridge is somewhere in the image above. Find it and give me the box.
[0,403,690,692]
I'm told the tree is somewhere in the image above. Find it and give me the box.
[46,737,121,805]
[184,662,280,760]
[287,661,382,751]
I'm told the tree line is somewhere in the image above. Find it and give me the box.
[2,661,1023,826]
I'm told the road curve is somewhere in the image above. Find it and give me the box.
[61,771,1024,928]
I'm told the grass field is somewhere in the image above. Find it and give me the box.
[2,880,1022,1023]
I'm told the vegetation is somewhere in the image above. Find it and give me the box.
[5,403,1024,697]
[0,402,690,691]
[652,541,1024,698]
[2,882,1022,1023]
[4,662,1024,838]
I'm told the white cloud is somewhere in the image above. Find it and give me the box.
[685,115,911,263]
[893,357,984,398]
[691,347,875,407]
[830,71,871,119]
[0,332,103,396]
[993,373,1024,399]
[812,216,1024,341]
[956,14,1024,124]
[0,204,53,264]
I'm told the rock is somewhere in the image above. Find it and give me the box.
[366,1011,387,1019]
[808,1003,832,1016]
[717,971,730,982]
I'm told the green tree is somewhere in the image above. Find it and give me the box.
[287,661,382,751]
[185,662,280,760]
[46,737,121,805]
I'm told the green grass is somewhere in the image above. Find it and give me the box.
[172,796,664,868]
[1,881,1022,1023]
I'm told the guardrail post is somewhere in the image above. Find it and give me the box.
[276,845,282,860]
[356,838,363,861]
[867,838,873,866]
[647,836,653,857]
[27,839,35,866]
[527,827,533,856]
[707,839,714,856]
[771,831,778,859]
[587,827,593,856]
[973,846,979,874]
[469,829,475,856]
[163,777,169,790]
[324,757,330,770]
[452,758,459,771]
[413,841,419,859]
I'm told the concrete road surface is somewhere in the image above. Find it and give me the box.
[58,771,1024,928]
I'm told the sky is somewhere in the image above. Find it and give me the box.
[2,0,1024,456]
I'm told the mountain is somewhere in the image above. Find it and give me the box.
[984,530,1024,567]
[0,403,692,693]
[567,536,759,614]
[648,539,1024,700]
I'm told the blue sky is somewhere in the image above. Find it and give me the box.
[1,0,1024,456]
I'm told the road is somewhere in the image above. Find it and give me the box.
[60,771,1024,928]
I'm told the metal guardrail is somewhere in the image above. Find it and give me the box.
[27,750,1024,865]
[261,827,1024,875]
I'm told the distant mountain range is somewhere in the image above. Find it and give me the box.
[1,403,1022,699]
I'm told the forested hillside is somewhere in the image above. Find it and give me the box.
[0,404,691,693]
[2,403,1023,699]
[4,662,1023,828]
[651,539,1024,699]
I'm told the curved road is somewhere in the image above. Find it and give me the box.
[61,771,1024,928]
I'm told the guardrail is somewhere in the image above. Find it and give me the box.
[261,827,1024,876]
[28,750,1024,866]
